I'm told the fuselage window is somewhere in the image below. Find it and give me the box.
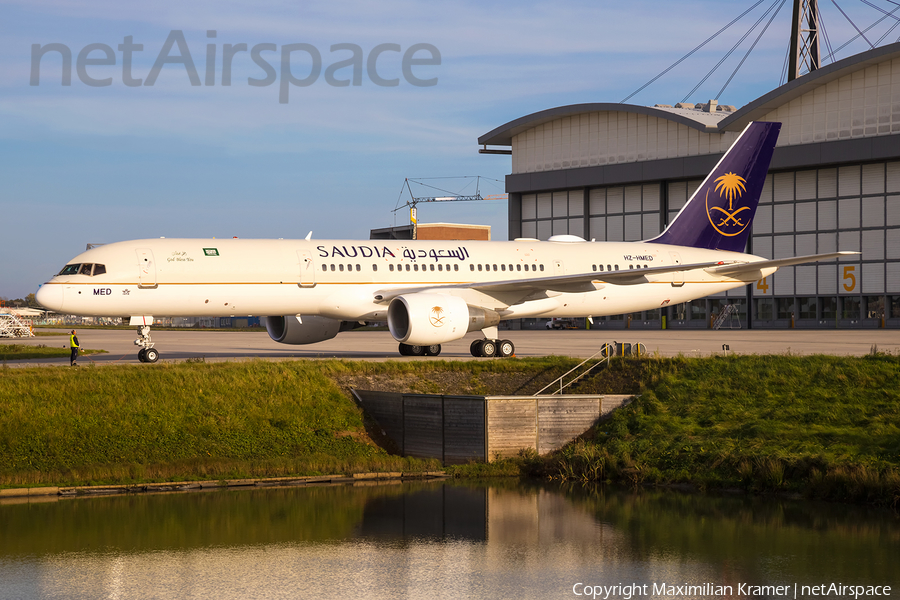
[406,264,411,271]
[615,264,619,270]
[493,264,497,271]
[92,264,106,276]
[331,264,336,272]
[592,265,596,272]
[629,265,633,270]
[356,264,361,271]
[389,264,394,272]
[430,264,435,271]
[373,264,378,272]
[600,265,605,271]
[470,264,475,271]
[501,264,506,271]
[607,264,612,271]
[438,264,443,271]
[478,264,482,271]
[453,264,458,271]
[516,264,521,271]
[413,264,418,272]
[339,264,344,272]
[539,264,544,271]
[509,264,513,271]
[58,264,81,276]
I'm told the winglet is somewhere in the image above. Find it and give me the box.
[648,121,781,253]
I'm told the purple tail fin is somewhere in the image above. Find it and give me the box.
[648,121,781,252]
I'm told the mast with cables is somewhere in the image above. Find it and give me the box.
[789,0,822,81]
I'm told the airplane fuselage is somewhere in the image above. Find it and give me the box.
[37,237,773,321]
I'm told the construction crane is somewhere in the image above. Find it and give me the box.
[393,176,507,239]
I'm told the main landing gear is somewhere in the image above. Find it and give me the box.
[134,325,160,363]
[470,338,515,358]
[398,343,442,356]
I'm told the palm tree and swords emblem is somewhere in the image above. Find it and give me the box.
[429,305,445,327]
[707,172,750,236]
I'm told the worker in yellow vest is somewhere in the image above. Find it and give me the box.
[70,330,80,366]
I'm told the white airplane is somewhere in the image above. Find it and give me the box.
[36,122,856,362]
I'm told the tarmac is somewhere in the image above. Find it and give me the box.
[3,326,899,366]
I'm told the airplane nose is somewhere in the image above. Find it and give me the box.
[35,284,64,311]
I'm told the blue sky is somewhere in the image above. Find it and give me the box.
[1,0,894,298]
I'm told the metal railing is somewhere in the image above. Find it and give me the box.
[534,344,613,396]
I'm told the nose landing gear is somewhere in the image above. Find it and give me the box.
[134,324,160,363]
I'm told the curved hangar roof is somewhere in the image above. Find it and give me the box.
[478,41,900,148]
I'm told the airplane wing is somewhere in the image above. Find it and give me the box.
[372,251,860,304]
[372,260,729,302]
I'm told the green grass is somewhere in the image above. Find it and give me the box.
[2,355,899,506]
[0,361,439,487]
[534,354,900,506]
[0,344,107,361]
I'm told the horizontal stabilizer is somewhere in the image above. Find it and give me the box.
[704,251,861,276]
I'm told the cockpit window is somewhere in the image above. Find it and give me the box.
[57,263,106,276]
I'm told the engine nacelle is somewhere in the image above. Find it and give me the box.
[387,293,499,346]
[265,315,342,345]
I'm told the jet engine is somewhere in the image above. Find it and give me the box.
[265,315,351,345]
[387,293,499,346]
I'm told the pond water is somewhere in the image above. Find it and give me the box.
[1,480,897,599]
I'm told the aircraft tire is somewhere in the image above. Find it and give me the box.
[407,345,426,357]
[398,343,410,356]
[480,339,497,357]
[425,344,441,356]
[138,349,147,362]
[499,339,515,358]
[145,348,160,363]
[470,339,483,357]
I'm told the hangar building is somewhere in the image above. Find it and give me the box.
[479,42,900,330]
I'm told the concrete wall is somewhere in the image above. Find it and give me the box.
[353,391,632,463]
